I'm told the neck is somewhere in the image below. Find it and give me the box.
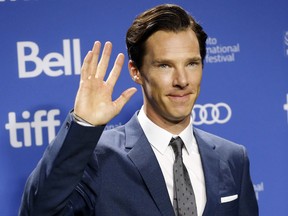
[144,109,191,135]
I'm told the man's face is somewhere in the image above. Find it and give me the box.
[132,29,202,129]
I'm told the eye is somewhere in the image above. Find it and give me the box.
[159,64,170,69]
[188,61,201,67]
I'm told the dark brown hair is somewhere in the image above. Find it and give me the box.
[126,4,208,69]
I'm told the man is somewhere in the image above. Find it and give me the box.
[19,4,258,216]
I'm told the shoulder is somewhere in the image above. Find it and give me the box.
[99,112,142,146]
[101,124,126,142]
[194,127,247,161]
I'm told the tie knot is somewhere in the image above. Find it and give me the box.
[170,137,184,158]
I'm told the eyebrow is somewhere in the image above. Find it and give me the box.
[152,56,202,64]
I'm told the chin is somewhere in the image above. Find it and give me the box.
[173,108,192,117]
[168,112,191,123]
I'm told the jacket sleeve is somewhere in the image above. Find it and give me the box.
[238,147,259,216]
[18,112,105,216]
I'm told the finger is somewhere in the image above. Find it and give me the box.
[96,41,112,79]
[81,51,93,80]
[106,53,125,88]
[113,87,137,114]
[90,41,101,77]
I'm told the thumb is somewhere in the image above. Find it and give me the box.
[113,87,137,114]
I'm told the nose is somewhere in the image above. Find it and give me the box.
[173,68,189,88]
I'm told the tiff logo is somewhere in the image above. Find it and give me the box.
[5,109,61,148]
[284,93,288,124]
[17,39,81,78]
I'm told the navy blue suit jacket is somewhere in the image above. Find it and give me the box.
[19,112,258,215]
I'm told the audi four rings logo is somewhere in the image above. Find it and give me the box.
[192,103,232,125]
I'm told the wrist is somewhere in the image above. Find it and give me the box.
[73,112,95,127]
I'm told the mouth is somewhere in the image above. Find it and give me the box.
[167,92,192,102]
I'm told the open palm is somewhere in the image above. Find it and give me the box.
[74,41,137,126]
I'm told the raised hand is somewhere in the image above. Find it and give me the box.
[74,41,137,126]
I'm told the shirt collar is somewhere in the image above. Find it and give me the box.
[137,107,196,155]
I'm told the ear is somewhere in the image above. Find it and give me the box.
[128,60,142,85]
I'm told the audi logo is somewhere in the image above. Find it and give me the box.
[192,103,232,125]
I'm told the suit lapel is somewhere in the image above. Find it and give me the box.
[125,114,175,216]
[123,114,221,215]
[194,128,220,216]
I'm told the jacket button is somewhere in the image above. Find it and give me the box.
[65,122,70,129]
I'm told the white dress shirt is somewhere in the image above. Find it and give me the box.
[137,108,207,215]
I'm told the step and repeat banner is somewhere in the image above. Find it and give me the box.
[0,0,287,215]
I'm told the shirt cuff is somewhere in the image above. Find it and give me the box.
[72,112,95,127]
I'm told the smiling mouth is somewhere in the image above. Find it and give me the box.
[167,93,192,102]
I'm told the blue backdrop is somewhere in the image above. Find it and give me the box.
[1,0,287,215]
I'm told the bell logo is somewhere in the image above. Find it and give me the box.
[17,39,81,78]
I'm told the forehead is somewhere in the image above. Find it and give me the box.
[144,29,200,59]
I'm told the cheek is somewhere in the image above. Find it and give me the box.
[143,79,170,104]
[146,81,164,97]
[145,72,171,91]
[190,72,202,86]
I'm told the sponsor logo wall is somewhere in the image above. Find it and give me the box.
[0,1,287,215]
